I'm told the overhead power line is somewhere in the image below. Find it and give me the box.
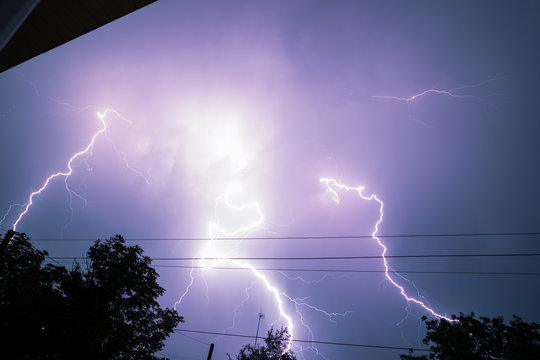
[27,231,540,242]
[152,264,540,276]
[48,261,540,276]
[177,332,210,346]
[173,329,430,352]
[49,253,540,262]
[150,253,540,261]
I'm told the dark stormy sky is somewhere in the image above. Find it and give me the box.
[1,1,540,359]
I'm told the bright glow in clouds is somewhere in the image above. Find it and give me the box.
[173,105,459,354]
[0,83,464,357]
[211,127,247,171]
[320,177,457,323]
[176,103,262,176]
[174,134,296,354]
[0,88,461,357]
[2,2,537,357]
[171,108,354,356]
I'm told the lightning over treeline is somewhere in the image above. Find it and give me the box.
[175,183,297,354]
[320,177,456,323]
[2,76,463,359]
[175,176,457,358]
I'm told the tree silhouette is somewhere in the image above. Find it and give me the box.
[228,327,296,360]
[401,313,540,360]
[0,233,182,359]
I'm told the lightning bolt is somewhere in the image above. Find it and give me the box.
[278,271,351,286]
[227,280,258,331]
[1,109,145,231]
[320,177,457,323]
[174,180,364,357]
[0,204,25,227]
[1,76,148,232]
[174,183,296,353]
[282,294,353,324]
[9,111,107,231]
[372,78,497,102]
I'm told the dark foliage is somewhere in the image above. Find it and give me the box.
[401,313,540,360]
[0,233,183,359]
[227,327,296,360]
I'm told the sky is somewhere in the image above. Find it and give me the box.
[1,0,540,359]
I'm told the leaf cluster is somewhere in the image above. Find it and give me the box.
[0,233,183,359]
[401,313,540,360]
[228,327,296,360]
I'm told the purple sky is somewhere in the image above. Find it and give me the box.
[1,1,540,359]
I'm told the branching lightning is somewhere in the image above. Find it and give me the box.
[277,271,351,286]
[282,294,353,324]
[171,182,362,359]
[372,79,497,103]
[228,280,258,331]
[174,183,296,354]
[9,111,107,231]
[177,174,458,358]
[320,177,457,323]
[1,108,147,232]
[0,74,150,232]
[4,73,467,359]
[0,204,25,228]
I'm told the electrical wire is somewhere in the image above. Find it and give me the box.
[150,264,540,276]
[173,329,430,352]
[177,332,210,346]
[48,253,540,262]
[48,261,540,276]
[26,231,540,241]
